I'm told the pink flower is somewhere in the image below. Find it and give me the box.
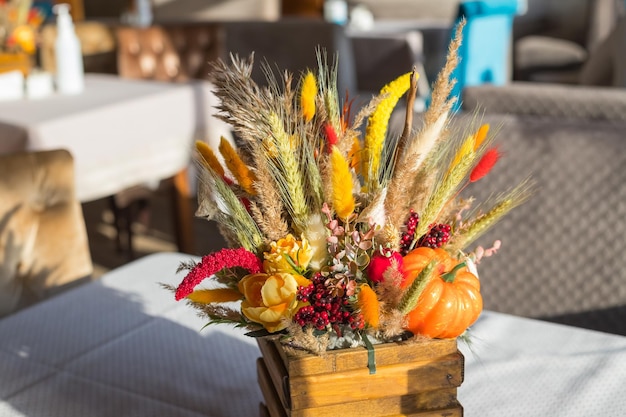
[175,248,262,300]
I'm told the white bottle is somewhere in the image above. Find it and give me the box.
[54,3,84,95]
[324,0,348,25]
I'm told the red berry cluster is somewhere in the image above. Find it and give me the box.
[294,273,361,331]
[400,210,420,255]
[418,223,452,248]
[401,210,452,254]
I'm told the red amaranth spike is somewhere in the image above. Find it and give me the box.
[175,247,262,300]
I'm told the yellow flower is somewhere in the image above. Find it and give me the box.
[238,272,310,332]
[263,234,313,273]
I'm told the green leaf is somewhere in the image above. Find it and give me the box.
[245,328,275,338]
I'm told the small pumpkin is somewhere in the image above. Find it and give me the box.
[401,247,482,338]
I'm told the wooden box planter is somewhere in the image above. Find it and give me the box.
[256,336,464,417]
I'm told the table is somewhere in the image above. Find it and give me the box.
[0,252,625,417]
[0,74,231,252]
[0,73,229,203]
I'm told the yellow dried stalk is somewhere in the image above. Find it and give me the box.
[187,288,243,304]
[363,72,412,191]
[218,137,257,195]
[330,146,356,220]
[196,141,225,177]
[473,124,490,150]
[300,70,317,122]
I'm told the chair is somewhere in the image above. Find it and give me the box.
[578,15,626,87]
[513,0,624,84]
[220,19,359,101]
[0,149,93,317]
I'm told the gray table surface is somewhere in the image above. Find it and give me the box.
[0,252,624,416]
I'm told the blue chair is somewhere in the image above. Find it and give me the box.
[448,0,520,110]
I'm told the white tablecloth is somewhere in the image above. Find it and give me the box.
[0,74,231,202]
[0,252,624,417]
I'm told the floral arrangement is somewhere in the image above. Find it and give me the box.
[169,24,530,354]
[0,0,46,55]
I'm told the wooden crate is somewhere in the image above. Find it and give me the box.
[256,336,464,417]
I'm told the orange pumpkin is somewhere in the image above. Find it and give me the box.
[401,247,482,338]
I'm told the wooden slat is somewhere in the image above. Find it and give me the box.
[273,337,459,377]
[289,351,464,409]
[257,337,291,409]
[257,358,289,417]
[289,389,459,417]
[385,405,464,417]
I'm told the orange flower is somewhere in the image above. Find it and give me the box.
[238,272,310,332]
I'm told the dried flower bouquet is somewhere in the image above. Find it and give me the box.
[169,24,530,354]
